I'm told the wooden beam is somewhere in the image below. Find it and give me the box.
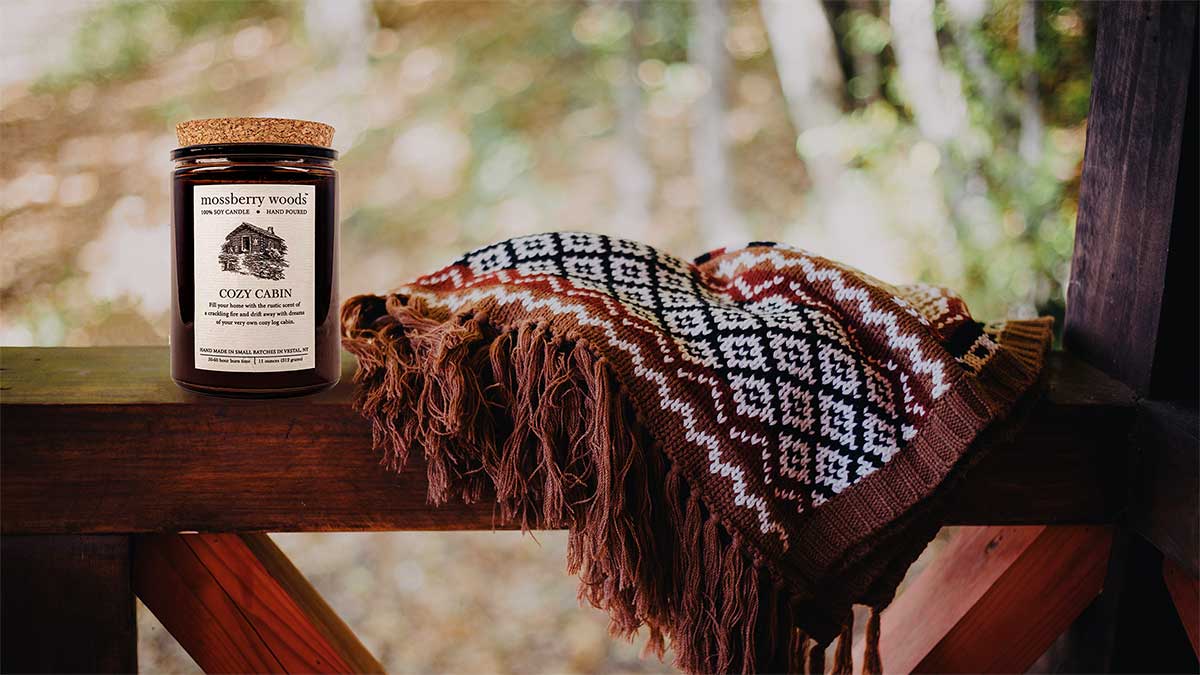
[135,535,283,672]
[865,526,1111,674]
[1163,556,1200,658]
[0,346,1133,534]
[941,353,1130,525]
[0,535,136,673]
[1042,532,1200,673]
[134,533,383,674]
[1132,400,1200,576]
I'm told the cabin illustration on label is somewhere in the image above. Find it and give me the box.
[218,222,289,281]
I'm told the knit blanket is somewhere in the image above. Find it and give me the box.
[341,233,1052,674]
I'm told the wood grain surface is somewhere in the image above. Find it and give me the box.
[1046,5,1200,671]
[867,525,1112,674]
[1063,0,1197,397]
[134,533,383,673]
[0,346,1133,534]
[0,535,137,673]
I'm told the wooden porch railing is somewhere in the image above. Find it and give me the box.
[1,2,1196,673]
[0,348,1132,535]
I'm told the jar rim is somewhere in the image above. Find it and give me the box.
[171,143,338,161]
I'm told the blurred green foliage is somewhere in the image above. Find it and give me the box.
[3,0,1093,342]
[35,0,289,91]
[829,0,1092,322]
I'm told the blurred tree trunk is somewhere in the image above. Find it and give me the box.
[890,0,995,291]
[298,0,373,143]
[944,0,1006,110]
[760,0,845,192]
[304,0,371,88]
[940,0,1008,105]
[612,0,654,232]
[762,0,913,280]
[889,0,969,145]
[690,0,747,244]
[847,0,882,104]
[1018,0,1043,165]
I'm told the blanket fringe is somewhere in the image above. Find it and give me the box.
[807,638,826,675]
[832,613,854,675]
[792,607,881,675]
[863,607,883,675]
[792,628,809,674]
[343,295,838,674]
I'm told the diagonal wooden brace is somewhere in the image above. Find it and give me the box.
[133,533,383,674]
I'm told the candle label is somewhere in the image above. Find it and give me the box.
[192,184,316,372]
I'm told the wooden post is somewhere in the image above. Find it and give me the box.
[1063,1,1197,397]
[1048,1,1199,671]
[0,536,137,673]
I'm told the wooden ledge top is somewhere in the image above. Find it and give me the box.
[0,346,360,406]
[1,346,1132,408]
[0,347,1134,534]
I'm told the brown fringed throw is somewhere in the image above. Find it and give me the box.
[341,233,1052,674]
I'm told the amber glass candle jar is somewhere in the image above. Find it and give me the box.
[171,118,339,397]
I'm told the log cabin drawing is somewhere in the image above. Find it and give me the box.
[219,222,289,280]
[222,222,284,255]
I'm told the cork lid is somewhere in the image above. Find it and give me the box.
[175,117,335,148]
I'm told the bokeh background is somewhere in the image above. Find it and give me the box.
[1,0,1094,672]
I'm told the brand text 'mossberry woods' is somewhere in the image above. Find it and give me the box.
[198,191,310,215]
